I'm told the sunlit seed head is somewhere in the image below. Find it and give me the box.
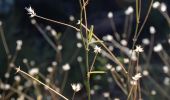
[108,45,114,51]
[71,83,81,92]
[125,6,134,15]
[45,78,50,83]
[77,56,83,62]
[114,98,120,100]
[23,58,28,64]
[106,63,112,70]
[52,61,57,66]
[94,45,101,53]
[116,66,122,72]
[103,92,110,98]
[153,43,163,52]
[14,75,21,82]
[90,89,95,95]
[132,73,142,81]
[151,90,156,95]
[168,38,170,44]
[142,70,149,76]
[77,42,82,48]
[28,68,39,75]
[107,12,113,18]
[46,25,52,31]
[149,26,156,34]
[57,45,63,51]
[120,39,127,46]
[31,19,36,24]
[123,58,129,64]
[152,1,160,9]
[25,6,36,17]
[130,80,137,85]
[5,73,10,78]
[9,63,15,68]
[76,32,82,40]
[69,15,75,21]
[16,40,23,50]
[163,77,170,86]
[160,3,167,12]
[142,38,150,45]
[0,21,2,26]
[134,45,144,53]
[47,67,53,73]
[51,29,57,36]
[62,63,70,71]
[163,65,169,73]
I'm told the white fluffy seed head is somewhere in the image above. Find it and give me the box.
[152,1,160,9]
[16,40,23,50]
[62,63,70,71]
[142,38,150,45]
[149,26,156,34]
[69,15,75,21]
[107,12,113,18]
[125,6,134,15]
[14,75,21,82]
[120,39,127,46]
[103,92,110,98]
[23,58,28,64]
[163,66,169,73]
[153,43,163,52]
[31,19,36,24]
[106,64,112,70]
[47,67,53,73]
[94,45,101,53]
[71,83,81,92]
[76,32,82,40]
[151,90,156,95]
[51,29,57,36]
[77,56,82,62]
[77,42,82,48]
[142,70,149,76]
[163,77,170,86]
[160,3,167,12]
[28,68,39,75]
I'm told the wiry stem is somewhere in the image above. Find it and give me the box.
[15,67,69,100]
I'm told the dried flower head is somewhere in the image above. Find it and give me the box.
[62,63,70,71]
[125,6,134,15]
[16,40,23,50]
[107,12,113,18]
[25,6,36,17]
[94,45,101,53]
[153,43,163,52]
[103,92,110,98]
[28,68,39,75]
[152,1,160,9]
[132,73,142,81]
[71,83,81,92]
[134,45,143,53]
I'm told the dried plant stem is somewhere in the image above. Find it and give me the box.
[0,26,11,58]
[111,70,128,95]
[15,67,69,100]
[35,15,80,31]
[89,53,98,72]
[71,92,76,100]
[127,85,134,100]
[34,23,57,51]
